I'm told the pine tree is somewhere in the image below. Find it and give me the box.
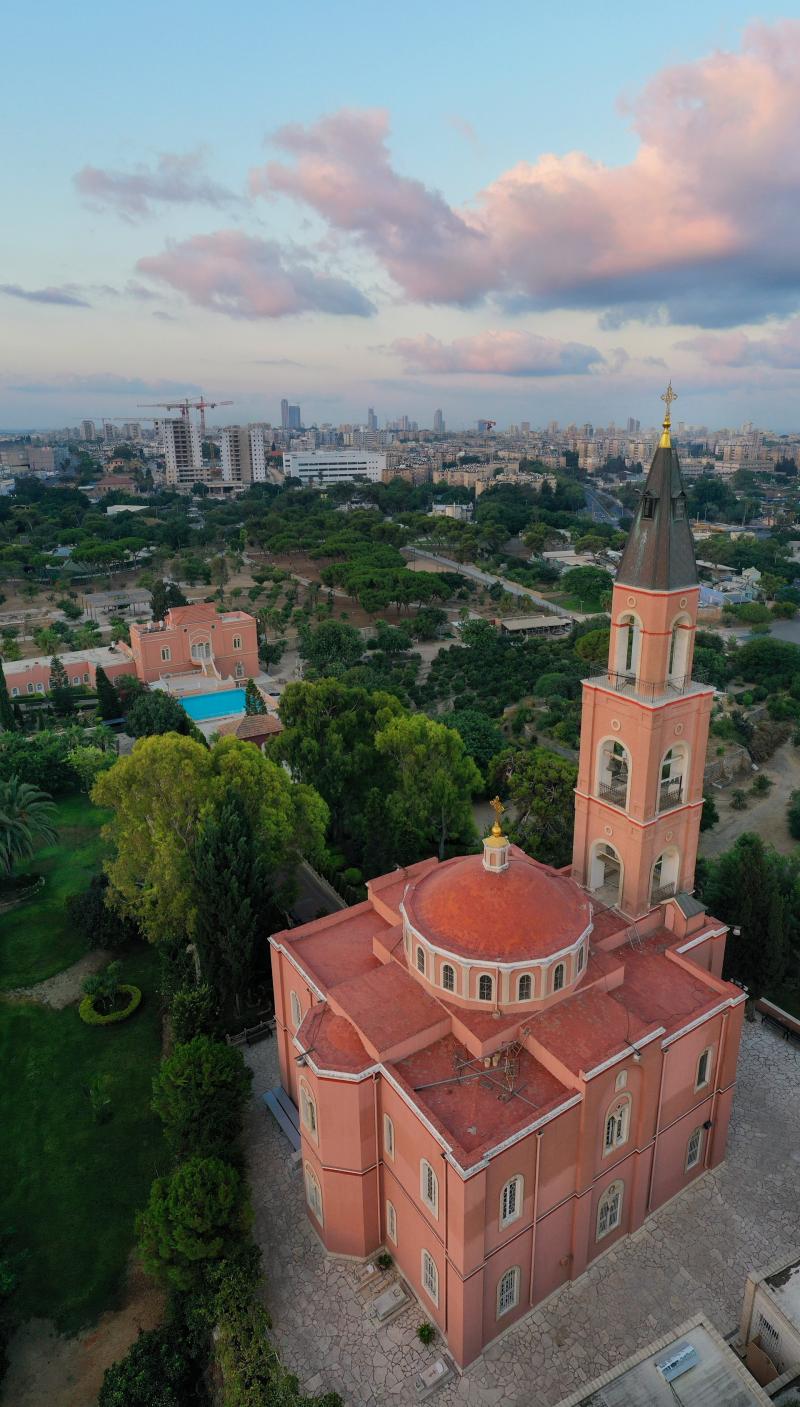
[49,656,75,717]
[0,659,16,732]
[191,794,268,1012]
[244,678,266,715]
[94,665,121,721]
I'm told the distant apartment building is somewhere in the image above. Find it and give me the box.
[121,603,259,684]
[433,409,445,434]
[221,425,283,485]
[287,404,302,430]
[367,407,378,432]
[280,398,289,431]
[283,449,385,487]
[162,418,205,490]
[80,420,96,441]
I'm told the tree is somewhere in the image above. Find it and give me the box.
[560,566,614,611]
[152,1036,252,1159]
[114,673,147,712]
[374,713,480,860]
[192,793,269,1009]
[92,735,328,944]
[49,655,75,716]
[700,792,719,832]
[699,833,794,998]
[170,984,222,1044]
[0,777,58,876]
[150,579,187,622]
[489,746,577,867]
[82,959,123,1014]
[65,744,114,791]
[98,1324,203,1407]
[410,606,447,640]
[574,628,610,664]
[66,873,139,948]
[787,790,800,841]
[95,665,122,720]
[244,678,266,716]
[0,660,15,733]
[0,731,77,794]
[443,710,504,776]
[298,619,363,676]
[127,690,197,739]
[136,1155,249,1291]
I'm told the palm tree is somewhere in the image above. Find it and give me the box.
[0,777,58,877]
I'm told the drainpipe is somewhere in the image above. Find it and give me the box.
[704,1009,729,1171]
[441,1150,449,1337]
[373,1072,382,1250]
[528,1130,544,1306]
[646,1046,669,1214]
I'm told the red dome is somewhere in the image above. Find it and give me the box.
[404,851,591,962]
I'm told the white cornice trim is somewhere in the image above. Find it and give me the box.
[579,1026,665,1080]
[574,790,704,828]
[661,995,744,1048]
[270,939,327,1003]
[400,902,593,972]
[675,925,728,953]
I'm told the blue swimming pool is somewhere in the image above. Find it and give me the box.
[180,688,247,721]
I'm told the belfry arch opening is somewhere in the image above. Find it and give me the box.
[614,614,642,679]
[659,744,688,812]
[589,840,623,907]
[667,614,692,683]
[650,847,680,905]
[596,738,631,809]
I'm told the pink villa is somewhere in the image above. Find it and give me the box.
[268,391,745,1368]
[119,603,259,685]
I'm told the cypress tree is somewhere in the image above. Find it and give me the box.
[191,794,267,1013]
[244,678,266,715]
[0,659,16,732]
[49,656,75,717]
[95,666,121,721]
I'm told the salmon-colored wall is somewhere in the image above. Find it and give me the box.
[6,656,131,696]
[126,609,259,683]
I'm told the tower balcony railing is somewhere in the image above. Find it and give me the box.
[658,778,684,811]
[582,664,714,703]
[598,779,628,806]
[650,881,677,904]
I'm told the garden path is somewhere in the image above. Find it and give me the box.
[5,949,112,1010]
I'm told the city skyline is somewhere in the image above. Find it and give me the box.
[5,3,800,429]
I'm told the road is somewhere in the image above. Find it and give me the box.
[403,548,584,620]
[584,484,624,525]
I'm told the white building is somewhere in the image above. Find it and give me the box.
[739,1248,800,1388]
[282,449,385,487]
[162,418,204,490]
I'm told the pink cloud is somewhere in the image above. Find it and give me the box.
[679,318,800,369]
[136,230,375,319]
[391,330,604,376]
[252,23,800,326]
[74,150,235,219]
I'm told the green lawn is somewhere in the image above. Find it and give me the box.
[0,794,109,990]
[0,946,164,1333]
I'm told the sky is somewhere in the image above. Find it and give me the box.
[5,1,800,432]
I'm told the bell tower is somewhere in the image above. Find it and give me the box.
[572,385,714,917]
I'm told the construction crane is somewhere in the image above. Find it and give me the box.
[484,419,496,433]
[137,395,233,439]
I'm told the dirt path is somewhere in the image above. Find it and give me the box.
[5,950,112,1010]
[1,1259,164,1407]
[699,740,800,859]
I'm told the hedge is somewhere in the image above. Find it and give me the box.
[79,985,142,1026]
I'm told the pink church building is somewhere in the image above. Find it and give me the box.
[269,392,745,1368]
[120,603,259,685]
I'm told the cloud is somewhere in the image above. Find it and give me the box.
[74,149,236,219]
[391,330,604,376]
[9,373,201,395]
[136,230,376,318]
[679,318,800,369]
[0,283,91,307]
[253,25,800,326]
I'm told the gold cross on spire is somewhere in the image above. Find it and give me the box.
[660,381,677,447]
[489,795,505,837]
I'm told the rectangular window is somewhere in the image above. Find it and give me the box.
[695,1047,712,1090]
[420,1160,438,1216]
[386,1200,397,1244]
[36,683,44,693]
[233,635,242,650]
[11,688,18,697]
[83,673,89,684]
[72,677,80,686]
[422,1251,439,1305]
[497,1267,520,1317]
[27,683,34,694]
[383,1114,395,1160]
[686,1127,702,1170]
[161,647,171,662]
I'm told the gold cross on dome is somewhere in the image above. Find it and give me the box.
[490,796,503,819]
[661,382,677,417]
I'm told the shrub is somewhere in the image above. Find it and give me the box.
[170,984,222,1044]
[788,790,800,841]
[66,873,140,949]
[376,1252,392,1270]
[98,1323,205,1407]
[731,789,748,811]
[417,1322,436,1345]
[79,984,141,1025]
[152,1037,252,1159]
[751,773,773,794]
[136,1156,251,1291]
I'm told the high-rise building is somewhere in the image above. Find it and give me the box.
[627,417,641,433]
[103,421,116,443]
[281,398,289,432]
[433,409,444,434]
[288,404,302,431]
[162,418,205,490]
[367,407,378,432]
[520,421,530,435]
[220,426,253,485]
[80,420,96,441]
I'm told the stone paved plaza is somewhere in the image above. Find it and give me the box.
[244,1021,800,1406]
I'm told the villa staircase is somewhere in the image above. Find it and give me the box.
[262,1086,301,1152]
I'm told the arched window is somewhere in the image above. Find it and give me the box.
[421,1250,439,1305]
[233,634,242,650]
[686,1126,703,1171]
[500,1175,523,1228]
[416,946,426,975]
[478,974,493,1002]
[596,738,630,808]
[442,964,455,993]
[576,945,585,973]
[552,963,565,993]
[290,990,302,1031]
[420,1159,439,1216]
[659,744,688,811]
[386,1199,397,1244]
[667,614,692,681]
[695,1046,713,1090]
[300,1082,318,1141]
[615,613,641,677]
[304,1164,323,1223]
[604,1096,630,1154]
[497,1266,520,1318]
[589,840,622,905]
[597,1181,623,1240]
[650,848,680,904]
[517,973,532,1001]
[383,1114,395,1160]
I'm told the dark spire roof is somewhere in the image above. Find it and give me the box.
[615,392,697,593]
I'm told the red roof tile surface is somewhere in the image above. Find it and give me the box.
[296,1005,372,1074]
[332,963,447,1056]
[406,850,591,961]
